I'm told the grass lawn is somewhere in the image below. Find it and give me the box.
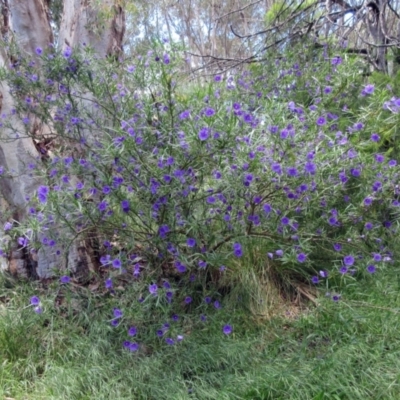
[1,269,400,400]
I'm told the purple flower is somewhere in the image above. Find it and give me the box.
[113,308,123,318]
[373,253,382,262]
[319,270,328,278]
[159,224,170,238]
[276,249,283,257]
[18,237,29,247]
[165,338,175,345]
[60,276,71,284]
[149,283,158,295]
[304,162,316,175]
[297,253,307,263]
[102,185,111,194]
[280,129,289,139]
[365,222,373,230]
[343,255,355,266]
[163,53,170,64]
[35,47,43,55]
[333,243,342,252]
[272,163,282,175]
[370,133,380,142]
[364,197,373,206]
[179,110,190,120]
[100,255,111,266]
[375,154,384,163]
[105,278,113,289]
[128,326,137,336]
[129,342,139,352]
[37,185,49,204]
[34,306,43,314]
[311,276,319,284]
[112,259,121,268]
[30,296,40,306]
[121,200,130,213]
[331,56,342,65]
[204,107,215,117]
[123,341,132,349]
[214,75,222,82]
[171,314,179,321]
[281,216,290,225]
[332,294,341,302]
[163,175,172,183]
[198,127,210,141]
[263,204,272,213]
[287,167,298,177]
[362,84,375,96]
[207,196,216,204]
[214,300,221,309]
[163,281,171,289]
[4,222,12,231]
[175,261,186,273]
[98,201,108,212]
[339,266,348,274]
[372,181,382,192]
[187,238,196,247]
[367,264,376,273]
[223,324,233,335]
[245,173,253,182]
[233,242,243,257]
[316,116,326,126]
[198,260,207,268]
[352,122,364,131]
[63,46,72,58]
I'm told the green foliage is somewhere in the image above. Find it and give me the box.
[2,40,400,310]
[265,0,318,24]
[2,38,400,399]
[2,262,400,398]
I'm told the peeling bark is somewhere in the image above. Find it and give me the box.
[0,47,41,215]
[0,1,53,278]
[8,0,53,55]
[58,0,125,57]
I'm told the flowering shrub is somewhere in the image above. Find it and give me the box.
[1,41,400,350]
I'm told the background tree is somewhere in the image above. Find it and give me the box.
[0,0,125,277]
[212,0,400,74]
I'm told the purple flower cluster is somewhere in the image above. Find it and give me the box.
[8,40,400,348]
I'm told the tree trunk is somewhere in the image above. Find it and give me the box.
[58,0,125,58]
[0,0,125,279]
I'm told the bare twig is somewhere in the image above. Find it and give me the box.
[214,0,263,21]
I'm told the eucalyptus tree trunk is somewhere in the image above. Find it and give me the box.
[58,0,125,58]
[0,0,125,279]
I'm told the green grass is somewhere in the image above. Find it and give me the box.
[1,270,400,400]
